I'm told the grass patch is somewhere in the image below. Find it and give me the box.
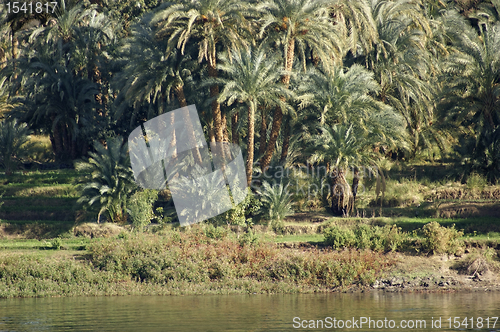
[275,234,324,243]
[380,216,500,236]
[0,237,89,250]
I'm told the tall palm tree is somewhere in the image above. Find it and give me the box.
[29,2,118,106]
[441,21,500,180]
[151,0,253,144]
[213,47,293,185]
[114,23,197,124]
[306,124,373,215]
[256,0,344,171]
[11,56,99,160]
[298,64,406,148]
[0,0,54,79]
[114,22,204,164]
[365,0,437,157]
[299,64,407,214]
[0,77,17,119]
[329,0,379,56]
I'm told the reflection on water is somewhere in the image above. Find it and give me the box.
[0,292,499,331]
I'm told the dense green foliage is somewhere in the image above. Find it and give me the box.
[0,119,32,175]
[1,0,500,220]
[75,136,136,223]
[0,229,395,297]
[323,221,467,255]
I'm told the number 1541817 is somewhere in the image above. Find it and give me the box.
[6,2,58,14]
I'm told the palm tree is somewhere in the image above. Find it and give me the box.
[299,64,407,214]
[76,136,137,223]
[306,124,374,215]
[29,2,118,106]
[256,0,344,170]
[257,180,294,223]
[213,47,293,186]
[298,64,406,148]
[0,0,54,79]
[441,21,500,180]
[151,0,253,144]
[0,119,32,175]
[11,56,99,160]
[329,0,378,56]
[114,23,195,123]
[114,22,203,164]
[0,76,17,119]
[364,0,437,157]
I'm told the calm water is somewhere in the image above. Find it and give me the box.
[0,292,499,331]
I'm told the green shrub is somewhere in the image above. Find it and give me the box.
[381,225,405,252]
[212,188,261,227]
[323,227,355,249]
[270,220,285,234]
[0,119,33,175]
[466,173,487,191]
[204,224,228,239]
[257,181,294,222]
[325,225,405,252]
[239,230,260,246]
[50,238,62,250]
[128,189,158,231]
[353,225,373,250]
[422,222,464,255]
[76,137,137,223]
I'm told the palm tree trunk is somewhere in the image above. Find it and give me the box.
[232,112,239,144]
[0,47,6,69]
[280,117,290,163]
[246,104,255,186]
[207,61,224,143]
[260,39,295,170]
[259,107,267,156]
[222,112,229,142]
[330,168,352,217]
[209,121,216,143]
[174,85,203,165]
[52,118,63,161]
[11,34,18,80]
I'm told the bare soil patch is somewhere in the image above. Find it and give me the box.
[437,202,500,218]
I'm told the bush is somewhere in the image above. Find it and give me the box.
[87,231,394,289]
[76,137,137,223]
[239,230,260,246]
[466,173,487,191]
[0,119,33,175]
[128,189,158,231]
[257,181,294,222]
[422,222,464,255]
[324,224,405,252]
[204,224,228,239]
[50,238,62,250]
[323,227,356,249]
[211,188,261,227]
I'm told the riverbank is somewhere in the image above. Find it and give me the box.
[0,225,499,298]
[1,169,500,298]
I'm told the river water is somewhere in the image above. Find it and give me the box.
[0,292,499,331]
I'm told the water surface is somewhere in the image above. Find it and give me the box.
[0,291,499,331]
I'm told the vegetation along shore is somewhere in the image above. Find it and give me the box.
[1,0,500,297]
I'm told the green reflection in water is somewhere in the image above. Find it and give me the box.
[0,292,499,331]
